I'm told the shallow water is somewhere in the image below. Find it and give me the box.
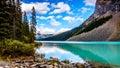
[35,41,120,66]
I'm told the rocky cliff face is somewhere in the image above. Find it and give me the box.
[68,12,120,41]
[68,0,120,41]
[84,0,120,25]
[94,0,120,17]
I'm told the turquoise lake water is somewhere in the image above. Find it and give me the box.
[35,41,120,66]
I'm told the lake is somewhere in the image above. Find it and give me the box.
[35,41,120,66]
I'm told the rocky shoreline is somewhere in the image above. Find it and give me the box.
[0,54,89,68]
[0,54,113,68]
[0,60,88,68]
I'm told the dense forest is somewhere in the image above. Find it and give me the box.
[0,0,39,57]
[0,0,37,43]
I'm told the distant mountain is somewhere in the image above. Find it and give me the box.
[41,0,120,41]
[36,33,53,40]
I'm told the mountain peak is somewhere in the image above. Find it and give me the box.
[94,0,120,17]
[83,0,120,25]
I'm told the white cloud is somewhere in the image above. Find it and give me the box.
[63,16,75,23]
[56,15,62,19]
[37,15,62,20]
[21,2,50,14]
[81,7,90,13]
[63,16,84,23]
[50,2,72,14]
[84,0,96,6]
[78,7,90,13]
[50,19,61,26]
[37,24,56,34]
[57,28,71,34]
[37,16,61,26]
[36,24,70,34]
[37,16,54,20]
[39,24,45,26]
[37,16,47,20]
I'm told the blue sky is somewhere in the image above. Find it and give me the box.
[21,0,96,34]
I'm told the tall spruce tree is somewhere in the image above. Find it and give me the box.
[23,11,28,25]
[11,0,22,40]
[31,7,37,33]
[0,0,35,42]
[0,0,13,40]
[23,11,29,36]
[0,0,22,40]
[30,6,37,42]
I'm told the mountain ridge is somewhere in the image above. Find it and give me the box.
[68,12,120,41]
[68,0,120,41]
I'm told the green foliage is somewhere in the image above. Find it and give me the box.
[22,12,34,43]
[0,0,36,43]
[0,0,22,40]
[29,31,35,43]
[0,39,34,57]
[21,35,30,43]
[31,7,37,26]
[30,6,37,39]
[22,44,34,56]
[0,0,37,58]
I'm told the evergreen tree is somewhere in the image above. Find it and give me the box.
[30,7,37,42]
[31,7,37,33]
[0,0,35,42]
[0,0,22,40]
[0,0,12,40]
[23,11,29,36]
[23,11,28,25]
[11,0,22,40]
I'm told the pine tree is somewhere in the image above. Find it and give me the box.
[23,11,28,25]
[0,0,12,40]
[31,7,37,33]
[10,0,22,40]
[0,0,35,42]
[30,6,37,42]
[23,11,29,36]
[0,0,22,40]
